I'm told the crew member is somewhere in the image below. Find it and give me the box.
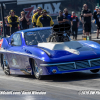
[32,7,42,28]
[36,9,54,27]
[57,10,69,24]
[31,10,37,24]
[95,8,100,39]
[33,10,37,14]
[80,4,92,36]
[71,11,79,40]
[8,10,19,35]
[19,11,29,30]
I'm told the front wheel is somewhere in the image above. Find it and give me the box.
[90,69,100,73]
[32,60,44,80]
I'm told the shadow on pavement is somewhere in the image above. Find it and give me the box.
[12,71,100,82]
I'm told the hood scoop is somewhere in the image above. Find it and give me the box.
[38,41,83,55]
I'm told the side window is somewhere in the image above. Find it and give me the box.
[11,33,22,46]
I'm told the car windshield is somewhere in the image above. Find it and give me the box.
[24,29,52,45]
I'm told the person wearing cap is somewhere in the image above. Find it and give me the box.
[32,7,42,28]
[19,11,29,30]
[8,10,19,35]
[93,6,99,24]
[36,9,54,27]
[80,4,92,36]
[57,10,69,24]
[71,11,79,40]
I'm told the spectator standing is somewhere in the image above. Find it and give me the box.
[63,8,71,24]
[0,16,10,36]
[95,8,100,39]
[93,6,99,24]
[57,10,69,24]
[71,11,79,40]
[36,9,54,27]
[63,8,72,37]
[8,10,19,35]
[80,4,92,36]
[80,7,85,35]
[19,11,29,30]
[32,7,42,28]
[5,16,10,36]
[31,10,37,24]
[33,10,37,14]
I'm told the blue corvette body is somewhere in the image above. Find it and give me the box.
[0,27,100,78]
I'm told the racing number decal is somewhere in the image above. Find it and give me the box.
[0,39,3,49]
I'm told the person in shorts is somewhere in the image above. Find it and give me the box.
[95,8,100,39]
[80,4,92,36]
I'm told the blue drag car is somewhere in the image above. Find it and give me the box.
[0,26,100,79]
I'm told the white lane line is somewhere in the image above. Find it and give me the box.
[0,75,98,91]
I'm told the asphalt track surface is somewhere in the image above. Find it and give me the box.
[0,67,100,100]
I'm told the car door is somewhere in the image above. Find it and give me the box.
[7,33,24,74]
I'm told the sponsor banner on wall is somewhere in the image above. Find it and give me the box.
[23,2,61,19]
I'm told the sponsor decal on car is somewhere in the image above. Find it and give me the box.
[12,59,19,67]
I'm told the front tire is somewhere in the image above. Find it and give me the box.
[90,69,100,73]
[32,60,43,80]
